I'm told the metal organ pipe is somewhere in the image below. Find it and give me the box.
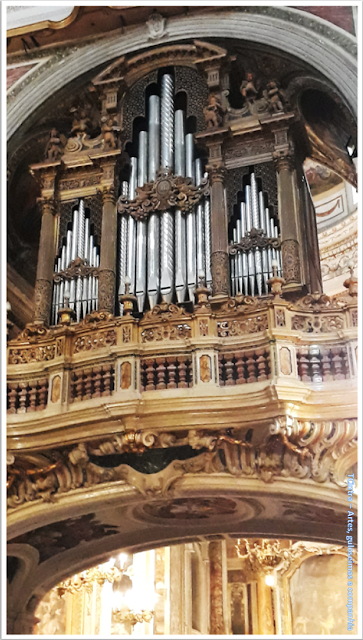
[147,94,161,309]
[195,159,205,279]
[136,131,148,312]
[229,176,282,297]
[127,157,138,295]
[160,73,175,303]
[185,132,197,301]
[174,109,187,303]
[203,191,212,290]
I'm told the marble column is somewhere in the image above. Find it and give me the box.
[209,541,226,635]
[98,188,117,313]
[207,165,229,298]
[273,151,302,286]
[33,198,56,325]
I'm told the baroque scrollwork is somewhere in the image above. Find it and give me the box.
[141,323,191,343]
[293,292,345,312]
[53,257,99,283]
[7,418,357,509]
[73,330,117,353]
[217,314,268,337]
[281,239,301,284]
[229,228,281,254]
[117,168,209,219]
[291,314,345,333]
[142,301,189,322]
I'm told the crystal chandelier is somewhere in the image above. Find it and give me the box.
[235,538,287,574]
[57,559,124,596]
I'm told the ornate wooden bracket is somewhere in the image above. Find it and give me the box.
[53,257,99,283]
[229,228,281,254]
[117,168,209,219]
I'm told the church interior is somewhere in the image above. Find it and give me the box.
[6,4,358,636]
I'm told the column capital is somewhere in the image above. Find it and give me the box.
[206,164,227,184]
[39,197,56,215]
[99,186,117,205]
[273,149,294,172]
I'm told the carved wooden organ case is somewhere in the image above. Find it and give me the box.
[30,41,322,327]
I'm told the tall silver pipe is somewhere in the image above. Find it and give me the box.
[274,223,282,275]
[160,73,174,170]
[69,209,79,311]
[232,228,238,296]
[250,175,262,295]
[59,245,66,321]
[65,229,72,268]
[245,186,255,295]
[236,219,243,294]
[147,94,160,308]
[160,73,175,303]
[259,192,266,233]
[185,133,196,301]
[89,234,95,313]
[136,131,148,312]
[127,157,137,295]
[76,200,85,322]
[92,246,98,310]
[52,259,59,325]
[83,217,90,318]
[174,109,187,303]
[204,194,212,289]
[270,218,277,266]
[240,203,248,295]
[94,251,100,311]
[195,158,205,277]
[266,208,273,278]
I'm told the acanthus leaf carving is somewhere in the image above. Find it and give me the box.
[117,168,209,219]
[229,228,281,254]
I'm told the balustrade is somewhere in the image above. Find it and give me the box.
[140,355,193,391]
[7,378,49,414]
[218,347,271,386]
[70,363,115,402]
[296,345,350,382]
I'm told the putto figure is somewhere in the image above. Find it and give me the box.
[240,71,259,107]
[45,129,63,161]
[266,81,285,113]
[101,116,120,149]
[203,93,224,128]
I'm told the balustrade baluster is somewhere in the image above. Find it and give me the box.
[342,348,350,378]
[155,358,166,390]
[246,350,257,383]
[185,358,193,387]
[255,348,268,381]
[321,351,333,381]
[145,359,156,391]
[37,378,48,410]
[297,348,310,381]
[234,351,246,384]
[83,367,93,400]
[167,357,177,389]
[28,381,38,412]
[7,383,18,414]
[178,358,188,388]
[102,363,113,396]
[224,353,235,386]
[218,356,225,385]
[18,382,28,413]
[141,362,148,391]
[331,348,345,380]
[92,366,103,397]
[73,369,84,402]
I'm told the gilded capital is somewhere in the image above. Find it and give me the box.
[273,150,294,173]
[206,164,226,184]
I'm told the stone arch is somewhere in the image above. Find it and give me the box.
[7,7,357,143]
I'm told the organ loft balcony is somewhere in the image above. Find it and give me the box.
[7,41,357,505]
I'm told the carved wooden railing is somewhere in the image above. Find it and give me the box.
[6,293,358,416]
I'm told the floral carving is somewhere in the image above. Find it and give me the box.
[117,168,209,219]
[142,301,189,322]
[229,228,281,254]
[122,326,131,343]
[294,292,344,311]
[141,323,191,343]
[218,314,268,337]
[281,239,301,284]
[34,279,53,325]
[275,308,286,327]
[73,330,116,353]
[53,257,98,283]
[98,269,115,314]
[291,314,344,333]
[211,251,229,296]
[219,294,268,315]
[8,344,55,364]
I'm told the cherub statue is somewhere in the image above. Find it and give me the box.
[70,106,91,136]
[203,93,224,128]
[240,71,259,107]
[45,129,63,161]
[101,115,120,149]
[266,80,284,113]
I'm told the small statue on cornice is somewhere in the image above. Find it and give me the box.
[240,71,259,108]
[45,129,64,161]
[146,10,167,40]
[265,80,285,113]
[203,93,225,128]
[101,115,120,150]
[70,106,92,137]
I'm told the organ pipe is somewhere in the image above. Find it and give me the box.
[51,200,100,324]
[230,174,281,296]
[116,71,212,313]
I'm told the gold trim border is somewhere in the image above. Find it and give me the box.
[7,6,80,38]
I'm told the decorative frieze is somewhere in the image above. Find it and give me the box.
[291,314,344,333]
[217,314,268,337]
[73,329,116,353]
[141,323,191,343]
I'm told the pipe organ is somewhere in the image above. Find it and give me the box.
[117,71,211,314]
[52,202,100,324]
[229,172,282,297]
